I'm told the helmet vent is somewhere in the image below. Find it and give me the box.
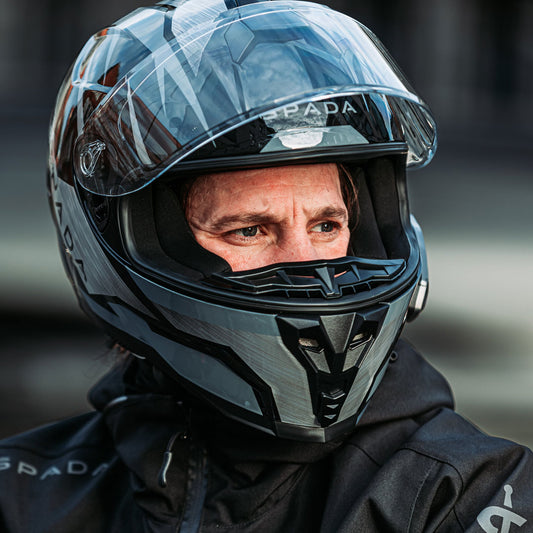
[207,257,405,300]
[349,331,372,350]
[298,337,320,348]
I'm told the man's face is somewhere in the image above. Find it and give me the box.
[186,163,351,271]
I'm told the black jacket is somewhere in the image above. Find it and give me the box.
[1,340,532,532]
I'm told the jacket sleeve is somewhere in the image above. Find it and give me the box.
[404,410,533,532]
[331,409,533,533]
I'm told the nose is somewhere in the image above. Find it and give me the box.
[270,230,320,264]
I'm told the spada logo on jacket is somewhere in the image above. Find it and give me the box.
[476,485,527,532]
[0,456,109,481]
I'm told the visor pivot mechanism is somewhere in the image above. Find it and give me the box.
[79,140,106,178]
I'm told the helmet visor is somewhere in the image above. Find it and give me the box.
[73,0,436,196]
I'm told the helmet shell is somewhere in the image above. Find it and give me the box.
[48,0,434,441]
[50,0,436,197]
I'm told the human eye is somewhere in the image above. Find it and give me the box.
[310,221,338,233]
[232,226,260,238]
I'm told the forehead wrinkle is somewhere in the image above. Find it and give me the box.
[186,163,348,230]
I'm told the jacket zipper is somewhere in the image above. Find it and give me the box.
[178,438,209,533]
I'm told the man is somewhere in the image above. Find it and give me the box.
[0,0,531,531]
[185,164,352,270]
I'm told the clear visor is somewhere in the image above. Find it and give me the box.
[73,1,436,196]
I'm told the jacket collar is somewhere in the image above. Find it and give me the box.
[87,340,454,526]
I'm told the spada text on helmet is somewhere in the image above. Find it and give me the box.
[262,100,358,121]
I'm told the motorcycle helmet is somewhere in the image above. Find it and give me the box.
[48,0,436,442]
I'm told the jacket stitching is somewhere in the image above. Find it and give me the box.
[399,445,466,486]
[401,446,466,531]
[407,460,438,532]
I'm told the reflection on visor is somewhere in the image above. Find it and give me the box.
[71,1,436,196]
[186,93,404,162]
[262,126,369,151]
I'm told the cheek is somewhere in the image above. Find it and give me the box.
[227,255,264,271]
[193,234,266,271]
[223,249,274,272]
[319,228,351,258]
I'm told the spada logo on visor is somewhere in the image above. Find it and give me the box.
[79,140,107,178]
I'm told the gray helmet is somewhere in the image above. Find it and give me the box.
[48,0,435,441]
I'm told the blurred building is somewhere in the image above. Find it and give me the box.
[1,0,531,143]
[1,0,532,443]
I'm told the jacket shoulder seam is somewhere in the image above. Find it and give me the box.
[400,445,466,477]
[406,459,467,532]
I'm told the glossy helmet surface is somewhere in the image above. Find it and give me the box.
[48,0,436,441]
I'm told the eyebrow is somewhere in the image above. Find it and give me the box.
[209,212,277,231]
[208,206,348,231]
[308,206,349,224]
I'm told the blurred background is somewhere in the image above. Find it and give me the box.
[1,0,532,444]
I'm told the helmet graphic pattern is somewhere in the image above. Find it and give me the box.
[48,0,434,441]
